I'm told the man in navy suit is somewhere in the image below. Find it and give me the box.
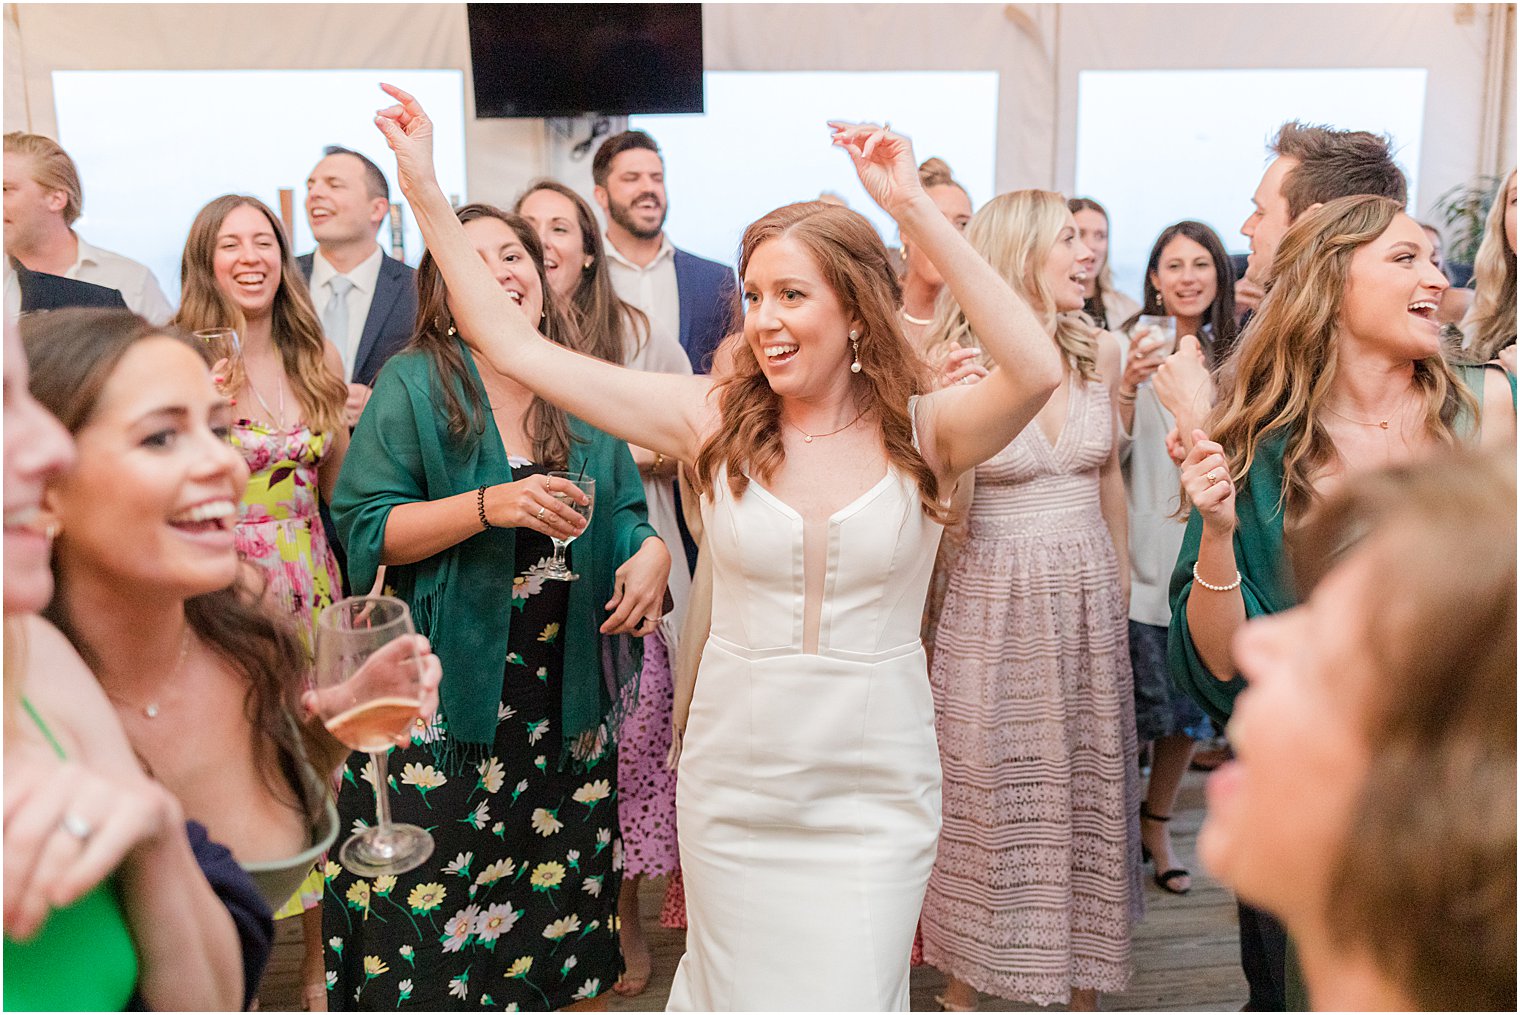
[592,130,736,375]
[297,146,418,429]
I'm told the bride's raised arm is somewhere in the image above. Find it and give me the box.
[375,83,713,462]
[830,123,1062,483]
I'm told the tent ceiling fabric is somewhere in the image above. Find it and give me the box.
[3,2,1513,219]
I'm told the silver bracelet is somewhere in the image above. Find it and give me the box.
[1192,561,1242,593]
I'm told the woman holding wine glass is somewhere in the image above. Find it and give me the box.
[375,83,1063,1010]
[327,201,669,1010]
[22,309,441,1007]
[174,194,350,654]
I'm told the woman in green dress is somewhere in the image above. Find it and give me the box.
[327,203,669,1010]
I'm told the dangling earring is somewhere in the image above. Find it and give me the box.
[849,329,862,374]
[1154,290,1165,311]
[447,323,458,336]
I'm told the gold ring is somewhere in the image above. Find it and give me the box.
[536,506,547,520]
[1207,469,1221,484]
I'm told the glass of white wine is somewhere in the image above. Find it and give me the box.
[314,595,434,877]
[192,327,241,368]
[538,471,595,581]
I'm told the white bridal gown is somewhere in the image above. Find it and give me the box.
[668,422,945,1011]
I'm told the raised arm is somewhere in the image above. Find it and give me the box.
[374,84,713,461]
[828,123,1062,483]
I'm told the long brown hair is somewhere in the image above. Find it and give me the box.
[1209,195,1477,521]
[174,194,347,435]
[691,201,942,517]
[1289,446,1515,1011]
[513,179,649,366]
[1463,169,1517,363]
[22,308,324,823]
[929,190,1098,381]
[412,203,580,468]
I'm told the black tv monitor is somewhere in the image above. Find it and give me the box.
[467,4,704,118]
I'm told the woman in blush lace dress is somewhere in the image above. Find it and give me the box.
[921,190,1142,1012]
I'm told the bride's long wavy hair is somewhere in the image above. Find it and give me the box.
[691,202,942,517]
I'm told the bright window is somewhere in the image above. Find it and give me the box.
[631,70,1000,269]
[1074,68,1427,300]
[51,69,468,308]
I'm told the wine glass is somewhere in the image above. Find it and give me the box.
[314,595,434,877]
[1132,315,1177,360]
[192,328,241,367]
[537,472,595,581]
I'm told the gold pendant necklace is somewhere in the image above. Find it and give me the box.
[784,409,865,444]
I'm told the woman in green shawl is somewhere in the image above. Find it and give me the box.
[1169,194,1515,724]
[326,204,670,1011]
[1167,194,1515,1012]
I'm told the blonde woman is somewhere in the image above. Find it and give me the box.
[1459,169,1517,365]
[920,192,1140,1012]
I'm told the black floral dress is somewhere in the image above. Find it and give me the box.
[325,463,624,1011]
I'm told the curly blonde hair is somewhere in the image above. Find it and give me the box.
[1462,169,1517,363]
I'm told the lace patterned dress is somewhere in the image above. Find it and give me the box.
[920,377,1142,1005]
[229,420,342,654]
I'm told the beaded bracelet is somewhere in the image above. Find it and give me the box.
[1192,561,1242,593]
[476,485,494,530]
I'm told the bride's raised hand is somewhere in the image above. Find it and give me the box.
[827,121,925,219]
[374,82,437,196]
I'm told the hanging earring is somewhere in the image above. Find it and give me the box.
[447,323,458,336]
[849,329,862,373]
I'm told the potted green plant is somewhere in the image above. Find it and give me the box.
[1434,174,1505,288]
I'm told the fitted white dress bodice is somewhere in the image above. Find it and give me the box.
[704,468,944,657]
[668,445,946,1011]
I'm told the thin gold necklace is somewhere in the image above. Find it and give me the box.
[1323,401,1407,431]
[107,626,192,720]
[783,408,866,444]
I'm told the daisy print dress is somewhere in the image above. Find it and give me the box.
[324,461,624,1011]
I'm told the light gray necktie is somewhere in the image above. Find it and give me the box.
[322,275,356,379]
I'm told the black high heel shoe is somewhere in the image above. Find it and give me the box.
[1140,803,1191,895]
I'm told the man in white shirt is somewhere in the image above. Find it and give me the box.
[592,130,735,375]
[297,145,417,428]
[3,131,173,324]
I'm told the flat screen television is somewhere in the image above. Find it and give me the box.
[467,4,704,118]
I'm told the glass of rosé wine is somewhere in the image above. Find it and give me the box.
[314,595,434,876]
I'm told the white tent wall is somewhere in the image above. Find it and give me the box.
[1052,3,1517,225]
[3,3,1513,222]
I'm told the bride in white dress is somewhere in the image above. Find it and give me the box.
[376,84,1064,1010]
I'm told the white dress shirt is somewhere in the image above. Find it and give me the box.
[310,245,383,383]
[604,234,680,357]
[66,236,174,325]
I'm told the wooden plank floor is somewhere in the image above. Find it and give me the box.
[263,769,1246,1012]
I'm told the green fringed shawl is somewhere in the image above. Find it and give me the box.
[1167,363,1514,724]
[331,343,658,772]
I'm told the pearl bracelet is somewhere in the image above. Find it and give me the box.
[1192,561,1242,593]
